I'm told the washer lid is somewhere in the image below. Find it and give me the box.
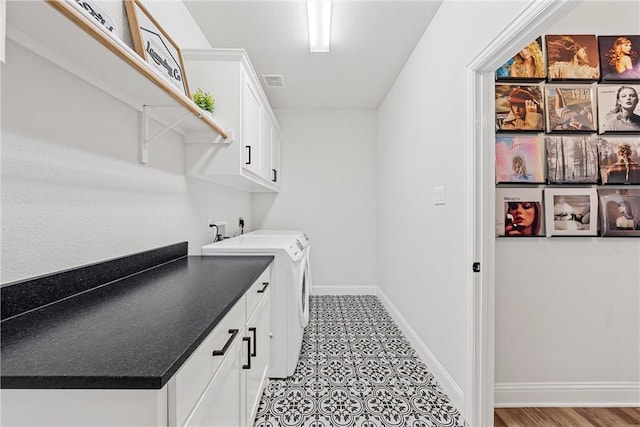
[201,235,303,261]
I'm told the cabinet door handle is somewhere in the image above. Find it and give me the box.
[242,337,252,369]
[257,282,269,293]
[248,327,257,357]
[212,329,239,356]
[272,169,277,182]
[245,146,252,165]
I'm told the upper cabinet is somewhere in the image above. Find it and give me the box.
[5,1,229,163]
[182,49,281,193]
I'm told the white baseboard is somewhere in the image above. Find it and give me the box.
[311,285,378,295]
[495,382,640,407]
[376,289,465,413]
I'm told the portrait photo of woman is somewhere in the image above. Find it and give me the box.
[599,189,640,237]
[546,34,600,80]
[495,85,545,132]
[545,86,596,132]
[496,188,545,237]
[597,137,640,184]
[599,35,640,81]
[496,37,545,81]
[598,84,640,132]
[495,135,545,183]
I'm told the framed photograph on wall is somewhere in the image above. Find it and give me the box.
[496,187,545,237]
[598,188,640,236]
[597,84,640,133]
[495,135,545,183]
[544,188,598,236]
[544,85,597,132]
[545,34,600,81]
[596,135,640,184]
[124,0,190,97]
[598,35,640,81]
[495,84,545,132]
[495,37,545,82]
[546,135,599,184]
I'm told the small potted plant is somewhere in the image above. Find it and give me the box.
[192,88,214,117]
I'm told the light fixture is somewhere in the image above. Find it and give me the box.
[307,0,332,53]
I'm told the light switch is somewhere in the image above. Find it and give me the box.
[434,186,445,205]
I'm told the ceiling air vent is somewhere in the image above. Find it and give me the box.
[262,74,285,88]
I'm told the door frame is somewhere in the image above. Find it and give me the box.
[464,1,579,425]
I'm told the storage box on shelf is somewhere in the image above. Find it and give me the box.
[182,49,281,192]
[5,0,229,164]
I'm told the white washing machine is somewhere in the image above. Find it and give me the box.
[201,234,310,378]
[245,230,312,295]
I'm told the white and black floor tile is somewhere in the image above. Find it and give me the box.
[254,295,468,427]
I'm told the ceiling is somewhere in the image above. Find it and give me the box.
[183,1,443,110]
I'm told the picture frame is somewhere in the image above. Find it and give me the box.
[596,135,640,184]
[496,187,545,237]
[66,0,119,38]
[598,188,640,237]
[544,85,597,132]
[598,35,640,81]
[545,34,600,81]
[495,135,545,183]
[597,84,640,133]
[495,37,545,82]
[544,188,598,236]
[546,135,599,184]
[124,0,190,97]
[495,84,545,132]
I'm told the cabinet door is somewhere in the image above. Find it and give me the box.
[242,72,262,175]
[245,290,271,424]
[184,337,243,427]
[270,128,281,187]
[260,108,273,182]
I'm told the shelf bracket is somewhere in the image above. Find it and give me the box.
[139,105,192,164]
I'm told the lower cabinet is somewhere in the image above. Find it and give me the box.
[0,267,272,427]
[180,288,271,427]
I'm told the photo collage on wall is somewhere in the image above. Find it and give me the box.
[495,34,640,237]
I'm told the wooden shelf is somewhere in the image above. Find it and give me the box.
[6,0,228,143]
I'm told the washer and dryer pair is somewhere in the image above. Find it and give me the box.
[201,230,311,378]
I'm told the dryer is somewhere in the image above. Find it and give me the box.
[201,234,309,378]
[245,230,312,295]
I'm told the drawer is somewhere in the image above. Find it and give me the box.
[173,300,245,427]
[246,266,271,320]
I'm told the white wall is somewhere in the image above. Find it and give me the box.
[377,0,534,413]
[1,1,250,283]
[252,109,378,290]
[494,0,640,407]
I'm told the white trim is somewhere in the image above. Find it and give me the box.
[310,285,378,295]
[464,1,580,425]
[377,288,465,413]
[495,382,640,407]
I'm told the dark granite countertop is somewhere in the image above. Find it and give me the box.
[1,254,273,389]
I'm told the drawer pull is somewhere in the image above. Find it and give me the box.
[257,282,269,293]
[212,329,239,356]
[242,337,252,370]
[249,327,257,357]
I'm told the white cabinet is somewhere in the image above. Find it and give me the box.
[182,49,281,192]
[1,267,272,427]
[175,267,272,427]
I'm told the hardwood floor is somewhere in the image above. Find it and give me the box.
[494,407,640,426]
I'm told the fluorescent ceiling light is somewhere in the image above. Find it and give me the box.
[307,0,331,53]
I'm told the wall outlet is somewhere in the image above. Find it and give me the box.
[208,220,228,239]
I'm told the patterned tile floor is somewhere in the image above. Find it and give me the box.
[254,295,468,427]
